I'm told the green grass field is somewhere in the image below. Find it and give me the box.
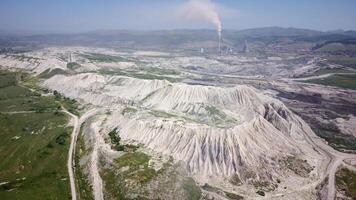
[0,71,17,87]
[0,70,72,199]
[82,53,132,63]
[312,68,356,76]
[304,74,356,90]
[336,168,356,199]
[327,57,356,69]
[0,71,60,113]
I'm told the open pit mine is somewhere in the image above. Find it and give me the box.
[2,43,355,200]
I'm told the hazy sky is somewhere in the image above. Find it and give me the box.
[1,0,356,33]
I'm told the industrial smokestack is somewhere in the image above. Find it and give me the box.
[218,32,222,54]
[243,40,249,53]
[178,0,222,53]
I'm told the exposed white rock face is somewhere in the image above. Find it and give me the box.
[0,54,66,74]
[44,74,169,106]
[0,47,135,75]
[142,83,262,123]
[109,115,299,176]
[335,115,356,137]
[44,73,323,185]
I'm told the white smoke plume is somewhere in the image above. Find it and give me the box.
[178,0,222,39]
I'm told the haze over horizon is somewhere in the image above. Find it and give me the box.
[1,0,356,34]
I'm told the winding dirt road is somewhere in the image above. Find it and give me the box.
[297,113,356,200]
[63,108,98,200]
[325,151,356,200]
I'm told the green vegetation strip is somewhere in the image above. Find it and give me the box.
[142,67,180,75]
[303,74,356,90]
[82,53,133,63]
[38,68,68,79]
[312,68,356,76]
[121,107,137,115]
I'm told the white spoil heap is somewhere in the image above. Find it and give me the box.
[44,73,324,185]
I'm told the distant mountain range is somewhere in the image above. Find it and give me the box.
[1,27,356,52]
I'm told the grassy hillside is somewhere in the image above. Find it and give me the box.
[327,57,356,69]
[0,70,72,199]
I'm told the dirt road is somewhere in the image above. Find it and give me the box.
[325,151,356,200]
[287,72,356,81]
[63,108,98,200]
